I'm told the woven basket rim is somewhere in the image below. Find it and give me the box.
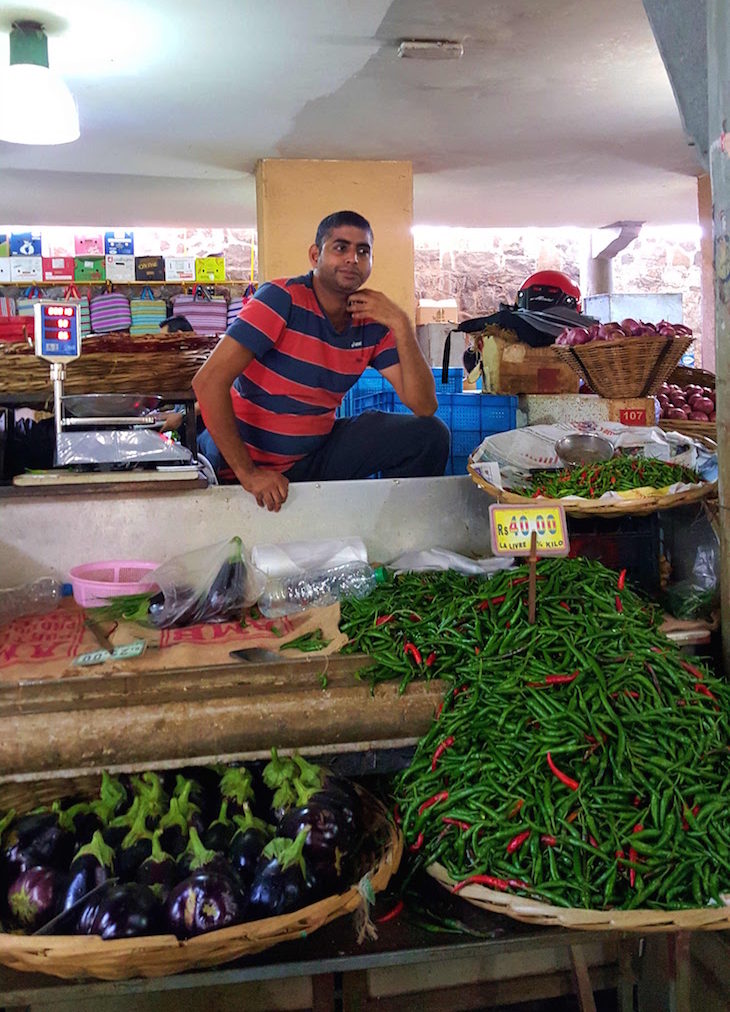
[552,335,691,399]
[467,461,717,517]
[428,863,730,933]
[0,785,402,981]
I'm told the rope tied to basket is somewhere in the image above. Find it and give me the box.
[354,873,378,943]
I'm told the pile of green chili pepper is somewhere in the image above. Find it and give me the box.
[515,455,701,500]
[384,558,730,911]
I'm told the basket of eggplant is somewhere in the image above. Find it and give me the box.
[0,754,402,981]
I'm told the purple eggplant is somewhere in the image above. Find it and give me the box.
[130,772,169,825]
[177,826,237,883]
[115,803,154,880]
[158,797,190,858]
[8,865,63,931]
[3,809,74,877]
[86,882,162,939]
[228,808,272,888]
[202,800,235,852]
[247,829,316,919]
[102,795,144,851]
[278,796,354,893]
[219,766,255,817]
[165,871,245,939]
[61,831,114,911]
[135,830,176,901]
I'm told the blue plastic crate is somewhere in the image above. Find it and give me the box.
[432,367,463,394]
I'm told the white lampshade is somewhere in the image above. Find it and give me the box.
[0,22,80,145]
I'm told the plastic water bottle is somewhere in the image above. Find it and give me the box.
[258,562,385,618]
[0,577,73,627]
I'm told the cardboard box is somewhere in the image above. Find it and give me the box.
[105,254,136,282]
[74,233,104,256]
[135,256,165,281]
[195,256,226,282]
[10,257,43,282]
[482,335,580,395]
[10,231,42,256]
[104,231,134,256]
[165,256,195,281]
[42,256,75,281]
[519,394,659,427]
[0,235,8,258]
[74,256,105,282]
[0,257,10,282]
[416,299,459,325]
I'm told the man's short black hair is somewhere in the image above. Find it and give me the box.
[315,211,373,251]
[159,315,194,332]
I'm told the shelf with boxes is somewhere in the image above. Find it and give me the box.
[337,367,518,476]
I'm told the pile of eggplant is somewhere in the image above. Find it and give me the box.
[1,753,368,941]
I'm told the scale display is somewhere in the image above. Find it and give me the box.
[489,503,570,556]
[34,301,81,361]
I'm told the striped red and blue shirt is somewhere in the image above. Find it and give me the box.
[226,272,398,471]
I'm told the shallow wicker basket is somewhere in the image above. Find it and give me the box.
[0,333,217,397]
[0,780,402,981]
[467,460,717,518]
[666,365,715,390]
[552,335,691,399]
[658,419,717,442]
[427,863,730,933]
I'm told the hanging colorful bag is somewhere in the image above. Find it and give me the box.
[130,285,168,335]
[226,283,257,326]
[63,284,91,337]
[0,316,30,343]
[90,284,132,334]
[16,285,45,317]
[172,285,228,336]
[0,296,17,317]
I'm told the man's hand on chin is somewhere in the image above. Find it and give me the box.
[346,289,407,331]
[240,467,290,512]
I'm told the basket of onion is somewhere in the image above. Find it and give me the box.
[657,377,716,441]
[552,319,692,399]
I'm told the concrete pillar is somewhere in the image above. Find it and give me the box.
[254,159,415,319]
[698,174,715,371]
[584,257,613,298]
[707,0,730,672]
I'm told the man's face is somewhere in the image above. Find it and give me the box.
[309,226,373,296]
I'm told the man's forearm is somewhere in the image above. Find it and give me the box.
[391,315,437,415]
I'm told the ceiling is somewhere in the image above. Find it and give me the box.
[0,0,703,229]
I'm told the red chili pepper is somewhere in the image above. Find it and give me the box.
[403,641,422,664]
[629,848,638,888]
[505,621,511,629]
[474,646,481,655]
[624,690,640,699]
[506,830,531,854]
[615,595,623,613]
[442,817,471,831]
[540,834,557,847]
[452,874,528,894]
[375,614,394,626]
[694,683,717,702]
[566,810,580,824]
[409,612,421,622]
[650,646,665,654]
[393,804,401,826]
[435,700,444,720]
[508,799,524,819]
[545,670,579,685]
[546,752,580,791]
[617,569,626,591]
[589,835,599,849]
[478,594,506,611]
[632,795,642,807]
[409,832,424,852]
[418,790,449,816]
[431,736,455,771]
[425,651,437,667]
[558,601,571,611]
[681,660,705,681]
[376,898,405,924]
[615,849,625,859]
[454,684,469,696]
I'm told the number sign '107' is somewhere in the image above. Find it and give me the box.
[489,504,570,557]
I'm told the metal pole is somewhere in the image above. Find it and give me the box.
[708,0,730,673]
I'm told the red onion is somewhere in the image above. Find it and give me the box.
[688,411,710,421]
[666,407,688,419]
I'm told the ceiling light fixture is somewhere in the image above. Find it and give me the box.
[397,40,464,60]
[0,20,79,145]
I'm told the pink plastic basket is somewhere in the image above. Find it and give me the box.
[68,560,160,607]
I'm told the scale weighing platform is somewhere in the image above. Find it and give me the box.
[11,300,201,488]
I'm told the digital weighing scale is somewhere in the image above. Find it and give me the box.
[12,300,199,487]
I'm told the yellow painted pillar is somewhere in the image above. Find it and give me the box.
[255,159,415,319]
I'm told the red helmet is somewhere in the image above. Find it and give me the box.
[518,270,581,311]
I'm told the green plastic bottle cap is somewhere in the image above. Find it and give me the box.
[373,566,387,584]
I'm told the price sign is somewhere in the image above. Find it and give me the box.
[489,504,570,557]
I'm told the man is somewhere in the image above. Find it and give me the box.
[193,210,450,511]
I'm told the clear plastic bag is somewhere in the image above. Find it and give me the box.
[661,507,720,620]
[147,536,264,628]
